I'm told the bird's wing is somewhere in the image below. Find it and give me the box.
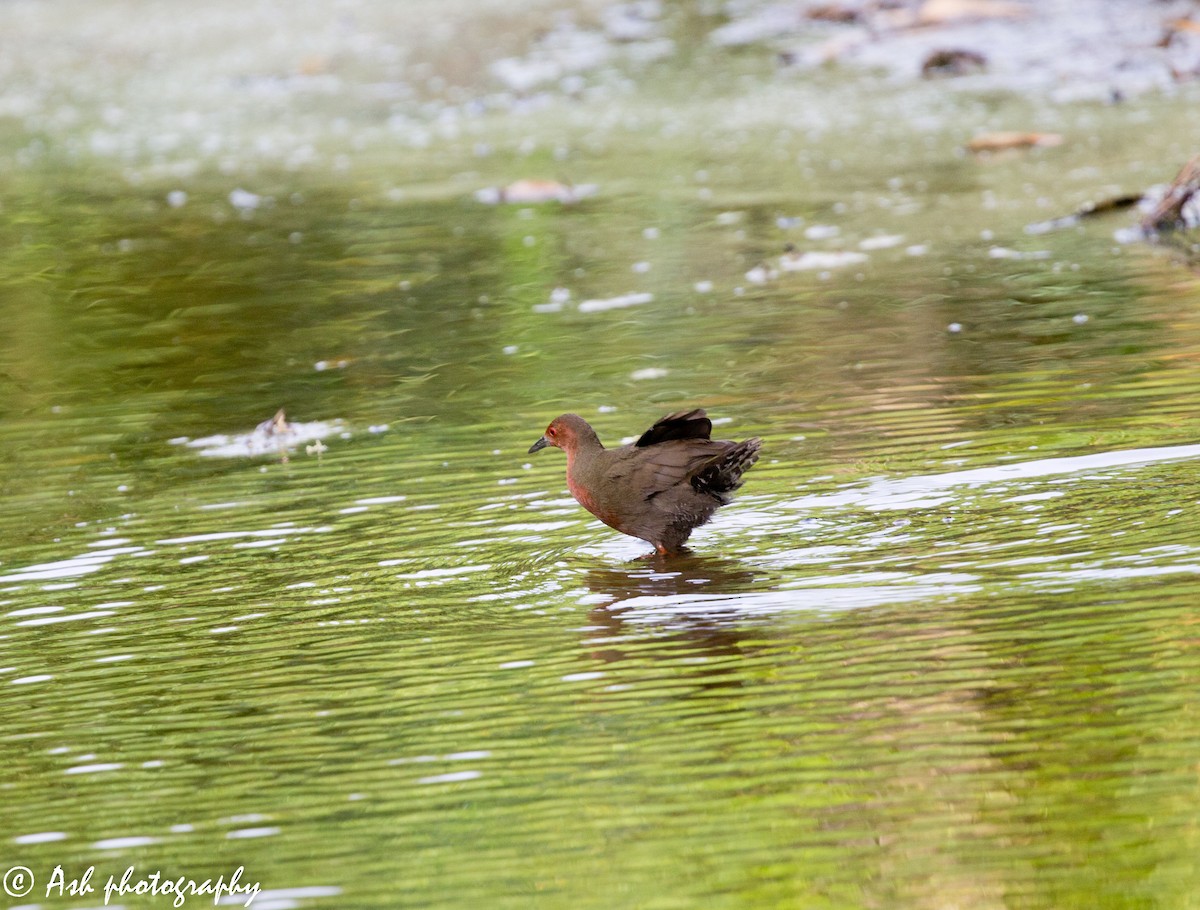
[634,409,712,447]
[615,440,731,500]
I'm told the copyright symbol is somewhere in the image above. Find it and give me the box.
[3,865,34,897]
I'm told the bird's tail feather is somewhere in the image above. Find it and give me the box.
[692,438,761,497]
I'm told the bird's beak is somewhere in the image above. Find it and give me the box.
[528,436,550,454]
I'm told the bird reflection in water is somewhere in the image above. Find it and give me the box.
[581,553,768,682]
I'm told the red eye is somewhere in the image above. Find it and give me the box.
[547,427,557,437]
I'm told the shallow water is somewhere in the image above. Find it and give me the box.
[4,5,1200,908]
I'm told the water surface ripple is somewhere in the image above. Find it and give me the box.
[3,100,1200,908]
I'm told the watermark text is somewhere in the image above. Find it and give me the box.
[1,863,260,907]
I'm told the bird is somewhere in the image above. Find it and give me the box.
[528,409,761,555]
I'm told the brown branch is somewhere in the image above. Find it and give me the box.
[1141,154,1200,233]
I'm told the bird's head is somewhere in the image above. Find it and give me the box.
[528,413,595,455]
